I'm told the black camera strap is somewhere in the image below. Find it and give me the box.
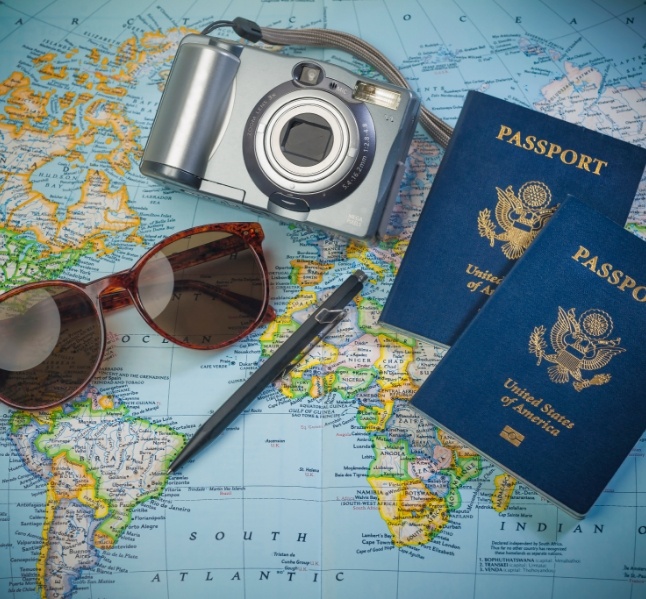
[201,17,453,148]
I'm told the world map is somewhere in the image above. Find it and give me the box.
[1,1,645,598]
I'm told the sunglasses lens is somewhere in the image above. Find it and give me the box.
[0,285,102,409]
[137,230,266,348]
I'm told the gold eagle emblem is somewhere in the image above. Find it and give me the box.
[529,307,625,391]
[478,181,557,259]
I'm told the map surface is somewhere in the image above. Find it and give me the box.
[1,1,645,598]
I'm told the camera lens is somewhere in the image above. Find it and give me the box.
[243,73,379,213]
[249,89,371,197]
[260,96,355,190]
[280,113,333,167]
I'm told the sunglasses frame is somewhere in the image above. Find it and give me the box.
[0,222,275,410]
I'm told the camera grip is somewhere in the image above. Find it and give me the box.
[141,41,240,184]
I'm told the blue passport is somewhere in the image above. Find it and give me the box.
[411,198,646,518]
[380,90,646,348]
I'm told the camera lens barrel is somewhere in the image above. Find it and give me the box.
[141,41,240,184]
[263,96,354,185]
[242,78,377,211]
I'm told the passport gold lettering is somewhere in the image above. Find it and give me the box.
[503,378,542,406]
[466,264,503,284]
[571,245,646,302]
[501,378,575,435]
[466,264,504,295]
[512,403,560,436]
[501,395,517,407]
[541,404,575,429]
[466,264,503,295]
[496,125,608,175]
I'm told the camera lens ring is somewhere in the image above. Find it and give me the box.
[265,99,350,181]
[254,91,360,194]
[242,80,376,210]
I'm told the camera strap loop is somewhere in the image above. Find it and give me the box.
[202,17,453,148]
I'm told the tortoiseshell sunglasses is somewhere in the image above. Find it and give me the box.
[0,222,275,410]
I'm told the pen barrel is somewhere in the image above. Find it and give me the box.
[202,270,366,444]
[170,270,366,471]
[319,270,367,312]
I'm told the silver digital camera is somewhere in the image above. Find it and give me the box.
[140,34,420,238]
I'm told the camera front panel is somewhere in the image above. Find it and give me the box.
[141,36,420,239]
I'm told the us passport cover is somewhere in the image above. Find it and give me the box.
[380,90,646,348]
[411,198,646,518]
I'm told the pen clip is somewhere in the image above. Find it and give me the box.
[276,308,348,380]
[315,307,348,325]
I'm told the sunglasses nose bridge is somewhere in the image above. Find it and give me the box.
[85,271,138,312]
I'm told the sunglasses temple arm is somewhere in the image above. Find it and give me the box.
[167,235,251,271]
[262,304,276,324]
[97,234,273,317]
[97,280,275,323]
[166,236,277,319]
[98,234,258,308]
[172,280,275,321]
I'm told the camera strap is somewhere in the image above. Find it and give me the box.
[201,17,453,148]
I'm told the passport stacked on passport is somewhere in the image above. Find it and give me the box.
[410,198,646,518]
[379,90,646,517]
[379,90,646,348]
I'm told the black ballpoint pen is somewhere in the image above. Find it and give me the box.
[168,269,368,473]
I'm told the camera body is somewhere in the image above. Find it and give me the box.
[140,34,420,238]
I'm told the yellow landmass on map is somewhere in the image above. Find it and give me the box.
[357,402,393,433]
[37,453,110,597]
[308,372,337,398]
[1,29,190,260]
[492,473,517,512]
[33,53,68,81]
[98,394,115,410]
[85,98,141,175]
[1,71,53,124]
[88,48,101,64]
[94,72,128,97]
[0,38,152,253]
[374,333,416,391]
[368,477,449,546]
[290,259,334,286]
[346,239,385,279]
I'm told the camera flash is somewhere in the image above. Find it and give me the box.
[353,82,401,110]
